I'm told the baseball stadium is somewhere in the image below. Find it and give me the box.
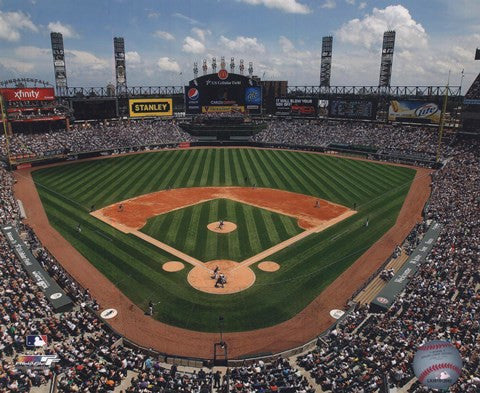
[0,1,479,392]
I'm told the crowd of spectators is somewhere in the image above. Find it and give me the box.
[0,119,193,159]
[252,120,450,159]
[0,120,479,392]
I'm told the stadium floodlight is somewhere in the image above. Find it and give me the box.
[220,56,226,70]
[379,31,396,88]
[193,62,198,79]
[239,59,245,75]
[212,57,217,73]
[202,59,208,75]
[248,62,253,77]
[320,36,333,87]
[230,57,235,73]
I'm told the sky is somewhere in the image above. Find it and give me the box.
[0,0,479,91]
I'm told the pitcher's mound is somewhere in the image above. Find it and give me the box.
[258,261,280,272]
[188,260,255,294]
[163,261,185,272]
[207,221,237,233]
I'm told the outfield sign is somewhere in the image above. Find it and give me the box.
[2,226,73,312]
[370,222,442,312]
[388,100,441,124]
[128,98,173,117]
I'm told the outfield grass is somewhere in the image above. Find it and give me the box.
[32,148,416,332]
[141,198,303,262]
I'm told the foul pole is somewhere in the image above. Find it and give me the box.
[436,72,450,162]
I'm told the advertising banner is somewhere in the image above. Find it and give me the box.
[370,222,442,312]
[328,99,377,120]
[275,98,318,117]
[245,86,262,111]
[388,100,441,124]
[201,105,245,113]
[128,98,173,117]
[0,88,55,102]
[2,225,73,312]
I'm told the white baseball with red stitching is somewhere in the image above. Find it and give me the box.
[413,340,463,390]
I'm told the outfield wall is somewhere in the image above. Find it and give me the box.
[7,141,440,170]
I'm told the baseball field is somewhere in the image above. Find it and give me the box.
[30,148,416,333]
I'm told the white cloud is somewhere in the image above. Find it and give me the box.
[219,35,265,53]
[147,11,160,19]
[279,36,294,52]
[336,5,427,49]
[275,35,315,68]
[321,0,336,9]
[14,46,50,58]
[157,57,180,72]
[0,10,37,41]
[192,27,211,42]
[47,21,79,38]
[0,58,35,73]
[238,0,311,14]
[125,51,141,66]
[172,12,200,25]
[358,2,366,10]
[346,0,355,4]
[153,30,175,41]
[66,49,109,71]
[182,36,206,54]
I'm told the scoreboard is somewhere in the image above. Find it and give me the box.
[328,99,378,120]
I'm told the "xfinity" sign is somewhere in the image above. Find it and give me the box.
[0,88,55,101]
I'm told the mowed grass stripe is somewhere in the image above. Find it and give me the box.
[260,150,319,197]
[245,149,282,190]
[172,149,203,189]
[204,199,220,260]
[60,156,139,200]
[185,148,208,188]
[251,149,288,190]
[100,154,164,204]
[36,161,101,190]
[306,154,375,201]
[77,154,149,204]
[211,150,222,185]
[275,150,334,198]
[94,153,162,203]
[169,149,202,190]
[70,154,146,201]
[206,149,218,186]
[219,149,226,185]
[334,157,402,191]
[130,151,184,196]
[225,199,241,257]
[237,149,259,186]
[177,199,204,254]
[289,152,365,203]
[198,149,214,185]
[230,149,246,185]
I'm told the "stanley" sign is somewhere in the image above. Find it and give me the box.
[128,98,173,117]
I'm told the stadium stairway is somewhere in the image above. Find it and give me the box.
[353,252,409,305]
[114,370,138,393]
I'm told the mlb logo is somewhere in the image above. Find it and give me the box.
[26,335,48,347]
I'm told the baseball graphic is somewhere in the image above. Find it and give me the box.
[413,340,463,390]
